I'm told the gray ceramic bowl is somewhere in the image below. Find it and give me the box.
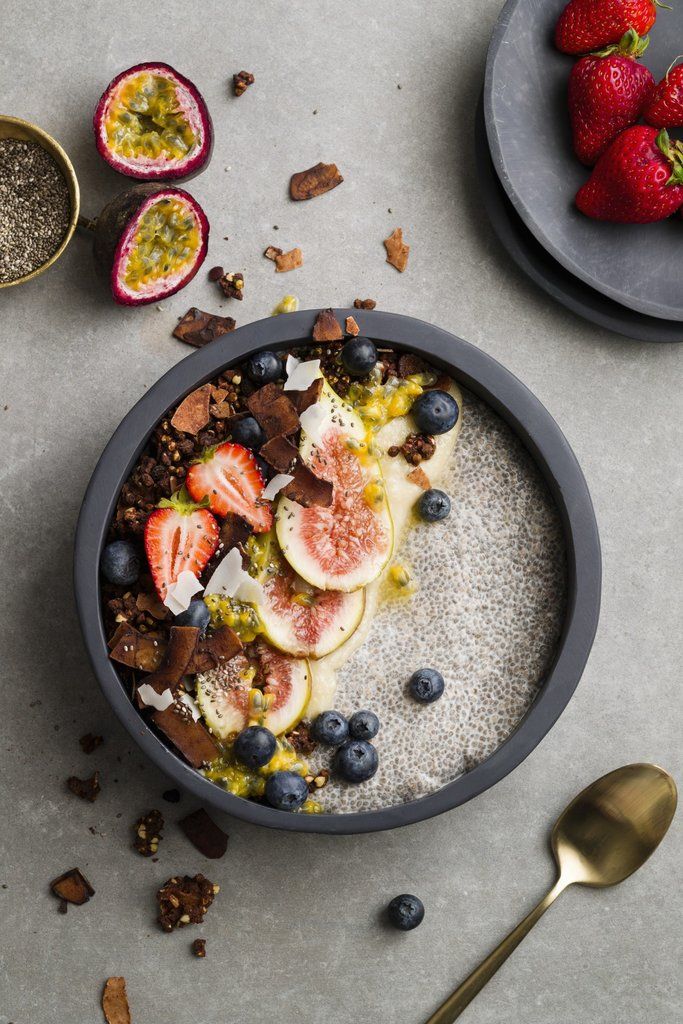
[74,310,601,833]
[485,0,683,321]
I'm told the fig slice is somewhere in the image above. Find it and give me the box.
[94,62,213,181]
[195,644,310,740]
[254,534,364,658]
[93,184,208,305]
[276,382,394,591]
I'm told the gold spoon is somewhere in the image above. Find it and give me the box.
[426,763,677,1024]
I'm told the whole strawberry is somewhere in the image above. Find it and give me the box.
[569,30,655,165]
[644,59,683,127]
[576,126,683,222]
[555,0,661,55]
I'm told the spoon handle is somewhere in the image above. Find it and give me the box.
[425,878,568,1023]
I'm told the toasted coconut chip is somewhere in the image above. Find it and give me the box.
[284,355,321,392]
[138,684,174,711]
[264,245,283,261]
[179,808,229,859]
[298,401,329,445]
[188,625,243,674]
[204,547,263,603]
[353,297,377,309]
[136,626,200,701]
[345,316,360,336]
[171,385,212,435]
[50,868,95,906]
[211,386,229,404]
[286,376,323,414]
[262,473,294,500]
[312,308,343,341]
[275,247,303,273]
[290,161,343,200]
[152,705,219,768]
[173,308,236,348]
[384,227,410,272]
[260,434,298,473]
[218,512,252,552]
[136,591,170,621]
[282,463,334,508]
[67,771,101,803]
[407,466,431,490]
[102,977,131,1024]
[246,383,300,438]
[109,623,166,673]
[163,570,204,615]
[218,271,244,300]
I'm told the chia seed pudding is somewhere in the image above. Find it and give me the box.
[100,313,566,815]
[0,137,71,284]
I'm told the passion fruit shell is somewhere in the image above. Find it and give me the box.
[93,184,209,305]
[93,62,213,181]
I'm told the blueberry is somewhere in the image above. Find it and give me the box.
[348,710,380,741]
[336,739,379,783]
[387,894,425,931]
[100,540,140,586]
[417,488,451,523]
[246,350,282,385]
[234,725,277,769]
[412,390,459,435]
[230,415,267,450]
[174,597,211,634]
[409,667,445,704]
[256,455,273,481]
[312,710,349,746]
[341,337,378,376]
[265,771,309,811]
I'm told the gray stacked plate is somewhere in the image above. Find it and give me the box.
[481,0,683,343]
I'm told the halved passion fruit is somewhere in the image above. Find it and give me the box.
[93,184,208,305]
[93,62,213,181]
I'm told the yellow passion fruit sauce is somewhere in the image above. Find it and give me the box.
[124,197,200,291]
[106,73,197,163]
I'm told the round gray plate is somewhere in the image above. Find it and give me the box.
[485,0,683,321]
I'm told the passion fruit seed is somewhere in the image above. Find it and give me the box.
[105,72,197,165]
[347,375,423,432]
[204,594,263,641]
[124,197,200,291]
[388,564,413,591]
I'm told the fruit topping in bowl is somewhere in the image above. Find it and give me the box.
[93,184,209,304]
[94,62,213,181]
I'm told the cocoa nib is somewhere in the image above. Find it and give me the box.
[387,432,436,466]
[246,383,300,438]
[263,245,283,262]
[345,316,360,336]
[179,808,229,860]
[233,70,255,96]
[67,771,100,803]
[218,271,244,300]
[152,705,220,769]
[192,938,207,958]
[135,626,199,701]
[102,977,131,1024]
[173,307,236,348]
[275,247,303,273]
[312,308,343,342]
[157,873,218,932]
[290,161,343,201]
[282,463,333,508]
[384,227,410,272]
[50,868,95,906]
[79,733,103,755]
[353,298,377,310]
[109,622,166,674]
[133,809,164,857]
[260,434,298,473]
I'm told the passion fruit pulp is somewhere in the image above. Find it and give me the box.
[94,62,213,181]
[93,184,209,305]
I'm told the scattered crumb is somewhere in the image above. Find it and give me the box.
[384,227,410,272]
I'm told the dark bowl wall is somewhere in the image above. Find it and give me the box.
[74,309,601,834]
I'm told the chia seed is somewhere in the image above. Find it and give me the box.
[0,138,71,284]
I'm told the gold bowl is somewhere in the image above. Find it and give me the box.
[0,114,80,289]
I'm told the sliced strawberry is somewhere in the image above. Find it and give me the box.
[185,442,273,533]
[144,487,220,602]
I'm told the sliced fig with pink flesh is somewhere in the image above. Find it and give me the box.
[195,652,254,741]
[276,383,394,591]
[93,184,208,305]
[93,62,213,181]
[258,644,311,735]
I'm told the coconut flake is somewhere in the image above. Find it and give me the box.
[299,402,329,445]
[179,691,202,722]
[262,473,294,500]
[204,547,263,604]
[138,685,175,711]
[284,357,321,392]
[163,570,204,615]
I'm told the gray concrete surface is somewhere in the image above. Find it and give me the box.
[0,2,681,1022]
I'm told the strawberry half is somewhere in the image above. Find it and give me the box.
[576,126,683,222]
[186,442,273,533]
[555,0,661,55]
[569,30,655,166]
[144,487,220,602]
[644,60,683,128]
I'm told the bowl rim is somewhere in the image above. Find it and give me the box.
[74,308,601,834]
